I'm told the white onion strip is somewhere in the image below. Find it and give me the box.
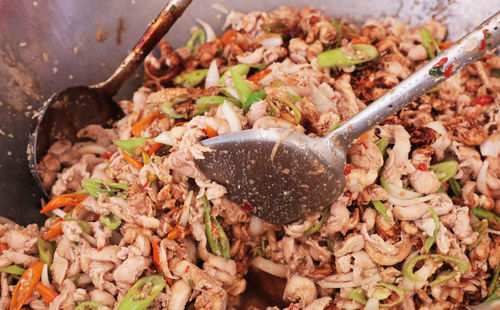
[196,19,216,42]
[41,264,52,288]
[387,194,437,207]
[205,59,220,89]
[477,161,490,197]
[51,208,67,219]
[251,256,287,278]
[221,100,242,132]
[387,183,423,200]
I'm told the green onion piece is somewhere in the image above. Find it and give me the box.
[403,254,470,282]
[113,138,148,155]
[202,196,222,257]
[429,271,457,286]
[422,207,439,253]
[281,98,301,124]
[488,262,500,298]
[331,19,343,48]
[468,220,488,250]
[242,91,266,112]
[429,160,458,183]
[304,206,330,236]
[75,301,111,310]
[448,178,462,198]
[348,287,368,305]
[267,98,280,116]
[218,64,266,85]
[99,213,122,230]
[379,177,389,192]
[195,96,239,111]
[471,207,500,228]
[329,123,340,132]
[82,179,130,198]
[377,282,405,307]
[374,137,389,156]
[186,28,206,53]
[173,69,209,88]
[372,201,390,223]
[371,287,391,301]
[420,28,439,59]
[78,221,91,234]
[0,265,26,276]
[231,67,252,105]
[317,44,379,69]
[211,216,230,259]
[160,96,188,119]
[118,275,166,310]
[491,68,500,78]
[486,290,500,303]
[37,237,55,268]
[286,92,302,103]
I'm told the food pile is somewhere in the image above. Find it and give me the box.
[2,5,500,310]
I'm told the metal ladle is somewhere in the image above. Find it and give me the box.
[28,0,192,197]
[196,12,500,224]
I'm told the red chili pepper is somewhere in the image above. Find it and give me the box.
[444,64,453,77]
[102,152,113,159]
[472,94,494,106]
[483,29,489,35]
[330,95,336,100]
[479,39,486,51]
[148,143,163,156]
[184,265,190,273]
[360,141,368,150]
[344,165,354,175]
[417,163,428,171]
[239,202,252,212]
[437,57,448,67]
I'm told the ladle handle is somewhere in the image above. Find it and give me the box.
[328,11,500,147]
[93,0,192,96]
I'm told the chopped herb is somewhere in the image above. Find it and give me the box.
[113,138,148,154]
[372,200,390,222]
[173,69,208,88]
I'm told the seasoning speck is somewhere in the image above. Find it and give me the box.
[19,42,27,47]
[53,67,58,74]
[42,52,49,63]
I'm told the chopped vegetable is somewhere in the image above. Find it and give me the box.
[220,29,237,46]
[37,238,55,268]
[317,44,379,69]
[202,196,230,259]
[113,138,148,155]
[348,287,367,305]
[173,69,208,88]
[99,213,122,230]
[380,177,389,191]
[429,66,444,77]
[331,19,343,48]
[195,96,240,114]
[78,221,91,234]
[0,265,26,276]
[468,220,488,250]
[281,97,301,124]
[147,142,163,156]
[403,254,470,284]
[10,261,44,310]
[248,68,272,83]
[205,125,218,138]
[376,282,405,307]
[118,275,166,310]
[151,239,164,275]
[82,179,130,199]
[375,137,389,156]
[429,160,458,183]
[329,123,340,132]
[44,218,63,240]
[304,206,330,236]
[231,67,252,104]
[160,97,188,119]
[471,207,500,229]
[488,261,500,298]
[448,178,461,198]
[261,22,286,34]
[422,207,439,253]
[420,28,441,59]
[218,63,266,85]
[75,301,111,310]
[40,193,88,214]
[242,90,266,112]
[121,150,143,170]
[131,112,159,137]
[372,201,390,223]
[37,283,58,304]
[472,94,494,106]
[185,28,205,53]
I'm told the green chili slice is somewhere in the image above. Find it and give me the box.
[160,96,189,119]
[281,97,301,124]
[78,221,91,234]
[448,178,461,198]
[403,254,470,282]
[211,216,230,259]
[37,237,55,268]
[317,44,379,69]
[218,64,266,85]
[422,207,439,253]
[377,282,405,307]
[331,19,343,48]
[202,196,222,257]
[372,201,390,223]
[420,28,440,59]
[186,28,206,54]
[242,91,266,112]
[379,177,389,192]
[304,206,330,236]
[99,213,122,230]
[231,68,252,105]
[488,262,500,298]
[113,138,148,155]
[82,178,130,198]
[118,275,166,310]
[0,265,26,276]
[471,207,500,229]
[429,160,458,183]
[75,301,111,310]
[195,96,240,111]
[348,287,368,305]
[468,220,488,250]
[374,137,389,156]
[173,69,209,88]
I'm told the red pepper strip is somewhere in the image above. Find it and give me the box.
[167,226,182,240]
[121,150,143,170]
[205,125,219,138]
[102,152,113,159]
[10,261,44,310]
[417,163,428,171]
[437,41,453,50]
[220,29,237,47]
[151,239,164,274]
[36,283,58,304]
[148,143,163,156]
[351,38,369,45]
[444,64,454,77]
[248,68,272,84]
[40,193,88,214]
[131,112,159,137]
[479,39,486,51]
[472,94,494,106]
[437,57,448,67]
[44,218,63,241]
[344,164,354,175]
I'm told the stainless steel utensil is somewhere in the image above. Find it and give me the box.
[28,0,192,197]
[196,11,500,224]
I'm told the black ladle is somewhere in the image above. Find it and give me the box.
[28,0,192,197]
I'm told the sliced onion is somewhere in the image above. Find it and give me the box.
[179,191,193,226]
[221,100,242,132]
[249,215,265,236]
[154,131,174,146]
[196,19,216,42]
[236,47,264,64]
[477,160,491,197]
[387,183,423,200]
[251,256,287,278]
[256,34,283,47]
[487,229,500,235]
[270,127,294,161]
[480,134,500,157]
[51,208,67,219]
[387,194,437,207]
[41,264,52,288]
[77,144,109,155]
[205,59,220,89]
